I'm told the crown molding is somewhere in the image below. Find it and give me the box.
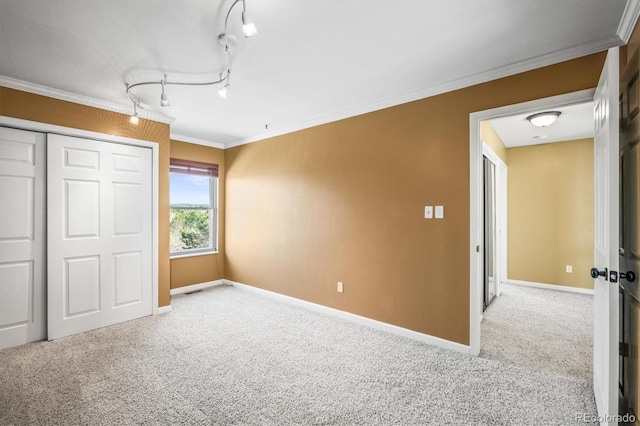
[170,133,225,149]
[0,75,175,125]
[618,0,640,43]
[224,36,622,149]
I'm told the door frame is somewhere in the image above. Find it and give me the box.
[0,115,161,315]
[468,88,595,356]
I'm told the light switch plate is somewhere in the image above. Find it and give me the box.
[435,205,444,219]
[424,206,433,219]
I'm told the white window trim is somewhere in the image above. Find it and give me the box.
[169,170,218,257]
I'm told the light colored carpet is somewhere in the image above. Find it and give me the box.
[0,284,596,425]
[481,283,594,382]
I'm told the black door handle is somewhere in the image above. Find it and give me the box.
[620,271,636,283]
[590,267,608,279]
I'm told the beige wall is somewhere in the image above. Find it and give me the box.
[480,121,508,164]
[507,139,594,290]
[170,140,226,289]
[0,87,172,306]
[225,53,606,345]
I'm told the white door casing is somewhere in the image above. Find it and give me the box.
[469,88,596,356]
[47,134,153,340]
[593,47,620,424]
[0,127,46,350]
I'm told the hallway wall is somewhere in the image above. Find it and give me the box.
[507,138,594,290]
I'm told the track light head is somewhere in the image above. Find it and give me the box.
[160,92,170,107]
[218,83,230,98]
[242,11,257,37]
[160,76,170,107]
[129,102,139,124]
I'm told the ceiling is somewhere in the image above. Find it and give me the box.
[0,1,636,148]
[488,102,595,148]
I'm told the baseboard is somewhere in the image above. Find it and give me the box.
[224,279,471,355]
[507,279,594,295]
[157,305,172,315]
[170,280,225,296]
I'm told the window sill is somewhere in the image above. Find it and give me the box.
[170,250,219,260]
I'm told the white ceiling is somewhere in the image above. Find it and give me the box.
[0,1,635,147]
[488,102,595,148]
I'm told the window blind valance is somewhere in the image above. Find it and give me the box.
[170,159,219,177]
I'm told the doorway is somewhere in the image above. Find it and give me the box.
[469,88,596,356]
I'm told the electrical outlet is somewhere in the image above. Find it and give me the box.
[566,265,573,273]
[435,205,444,219]
[337,282,344,293]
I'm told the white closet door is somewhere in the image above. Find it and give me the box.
[47,134,152,340]
[0,127,46,349]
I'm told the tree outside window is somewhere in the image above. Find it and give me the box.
[169,160,218,255]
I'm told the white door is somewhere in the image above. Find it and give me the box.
[47,134,152,340]
[0,127,46,350]
[593,47,620,424]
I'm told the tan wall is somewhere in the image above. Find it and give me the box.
[169,140,226,289]
[225,53,606,345]
[0,87,172,306]
[507,139,594,290]
[480,121,508,164]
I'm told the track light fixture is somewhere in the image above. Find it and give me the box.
[125,0,257,118]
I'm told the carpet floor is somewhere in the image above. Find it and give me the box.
[0,283,596,425]
[480,283,594,383]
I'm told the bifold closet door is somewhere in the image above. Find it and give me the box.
[0,127,46,350]
[47,134,152,340]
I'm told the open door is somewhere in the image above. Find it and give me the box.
[592,47,620,424]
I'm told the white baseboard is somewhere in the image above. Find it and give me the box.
[507,279,594,295]
[170,279,225,296]
[157,305,172,314]
[224,279,471,355]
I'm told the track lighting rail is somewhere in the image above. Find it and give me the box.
[125,0,256,120]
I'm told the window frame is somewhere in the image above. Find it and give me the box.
[169,159,218,258]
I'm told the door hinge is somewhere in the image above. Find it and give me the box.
[620,342,630,357]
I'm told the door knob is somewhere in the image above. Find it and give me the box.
[590,267,608,279]
[620,271,636,283]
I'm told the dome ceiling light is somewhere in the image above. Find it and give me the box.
[526,111,561,127]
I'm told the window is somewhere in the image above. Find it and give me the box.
[169,159,218,256]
